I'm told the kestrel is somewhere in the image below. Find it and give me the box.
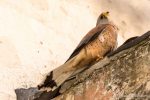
[38,11,118,93]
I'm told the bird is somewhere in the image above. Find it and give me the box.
[38,11,118,94]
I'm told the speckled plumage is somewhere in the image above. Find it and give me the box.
[38,12,118,94]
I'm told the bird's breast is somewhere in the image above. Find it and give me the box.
[85,25,117,61]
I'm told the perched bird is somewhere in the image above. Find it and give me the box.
[38,11,118,94]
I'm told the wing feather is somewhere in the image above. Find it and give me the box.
[66,24,109,62]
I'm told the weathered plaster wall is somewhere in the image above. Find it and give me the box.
[0,0,150,99]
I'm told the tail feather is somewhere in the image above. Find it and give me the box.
[38,57,76,91]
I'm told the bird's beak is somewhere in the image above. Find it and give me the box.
[104,11,109,17]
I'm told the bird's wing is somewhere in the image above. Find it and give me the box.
[66,24,109,62]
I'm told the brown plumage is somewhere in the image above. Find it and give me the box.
[38,11,118,94]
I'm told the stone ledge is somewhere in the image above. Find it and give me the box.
[54,31,150,100]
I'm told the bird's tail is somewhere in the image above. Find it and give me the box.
[38,48,86,92]
[38,57,76,92]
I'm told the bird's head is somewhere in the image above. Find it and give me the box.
[96,11,110,26]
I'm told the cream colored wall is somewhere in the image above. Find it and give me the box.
[0,0,149,99]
